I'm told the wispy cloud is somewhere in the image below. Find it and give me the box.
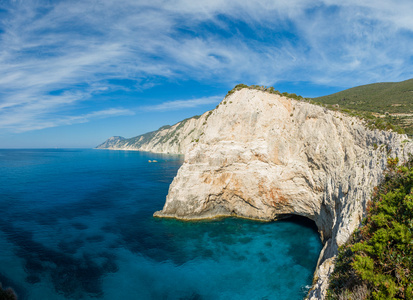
[0,0,412,133]
[141,96,222,111]
[0,104,134,133]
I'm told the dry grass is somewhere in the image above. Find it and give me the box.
[333,284,370,300]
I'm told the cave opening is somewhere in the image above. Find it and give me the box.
[277,214,319,235]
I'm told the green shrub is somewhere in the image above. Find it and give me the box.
[312,79,413,135]
[224,84,304,101]
[328,154,413,300]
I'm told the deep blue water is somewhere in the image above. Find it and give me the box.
[0,149,322,300]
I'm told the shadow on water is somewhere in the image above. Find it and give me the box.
[0,273,27,300]
[280,215,318,232]
[179,292,204,300]
[103,210,322,269]
[18,185,119,226]
[279,215,322,271]
[0,220,118,299]
[0,210,322,300]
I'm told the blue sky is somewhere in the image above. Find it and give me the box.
[1,0,413,148]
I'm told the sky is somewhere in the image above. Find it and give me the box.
[0,0,413,148]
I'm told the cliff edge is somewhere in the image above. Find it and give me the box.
[153,88,413,299]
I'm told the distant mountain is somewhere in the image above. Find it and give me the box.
[312,78,413,135]
[96,136,126,148]
[95,115,207,154]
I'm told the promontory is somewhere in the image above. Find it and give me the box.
[97,87,413,299]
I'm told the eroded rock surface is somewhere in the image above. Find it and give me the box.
[154,89,413,299]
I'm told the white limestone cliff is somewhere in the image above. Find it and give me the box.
[152,88,413,299]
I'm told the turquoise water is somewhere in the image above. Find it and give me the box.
[0,149,322,299]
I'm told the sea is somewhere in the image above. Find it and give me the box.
[0,148,322,300]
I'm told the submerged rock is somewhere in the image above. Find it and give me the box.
[153,88,413,299]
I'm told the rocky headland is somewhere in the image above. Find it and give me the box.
[98,88,413,299]
[96,115,209,154]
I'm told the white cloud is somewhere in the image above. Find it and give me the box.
[0,106,134,133]
[0,0,412,133]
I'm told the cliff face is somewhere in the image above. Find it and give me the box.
[153,89,413,299]
[96,115,208,154]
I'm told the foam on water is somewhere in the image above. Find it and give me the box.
[0,149,322,299]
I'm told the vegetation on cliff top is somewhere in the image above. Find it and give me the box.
[225,82,409,135]
[313,79,413,135]
[327,155,413,300]
[225,83,305,101]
